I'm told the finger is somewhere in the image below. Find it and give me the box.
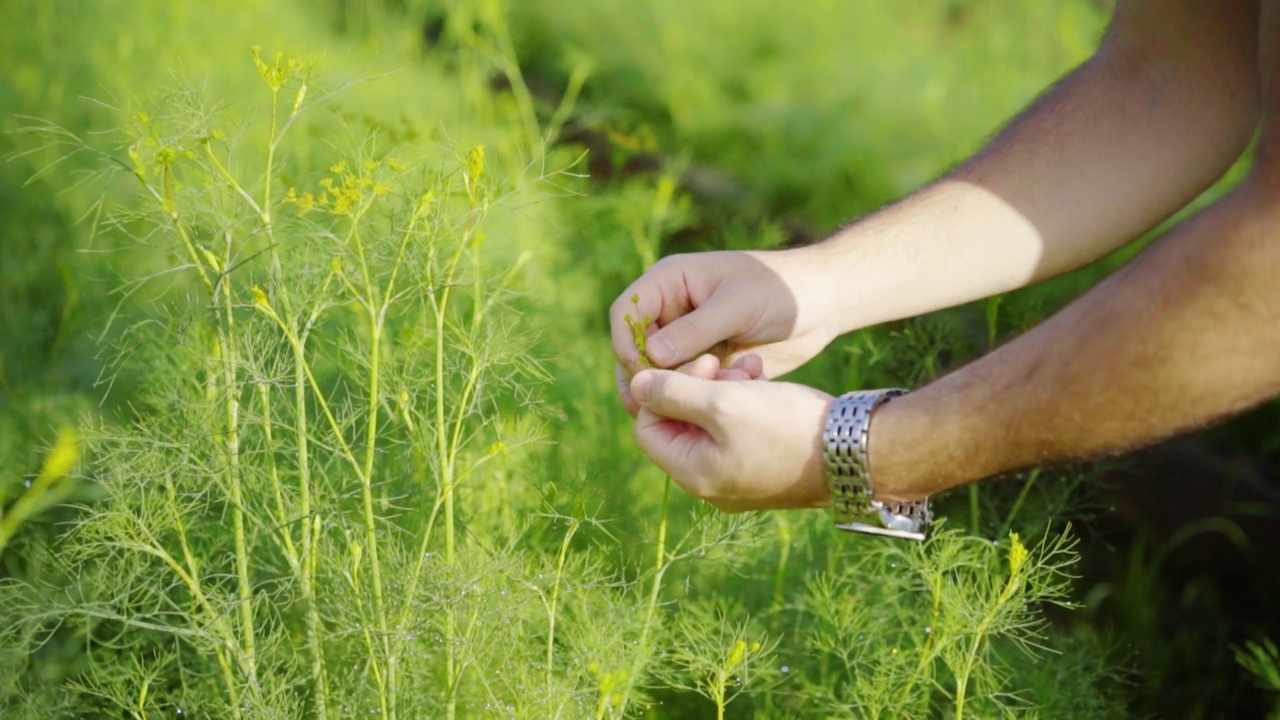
[616,364,641,417]
[677,353,722,380]
[714,367,754,381]
[724,344,810,380]
[646,294,743,368]
[630,369,725,435]
[633,405,718,485]
[729,353,765,380]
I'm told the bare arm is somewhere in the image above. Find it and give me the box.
[867,2,1280,501]
[870,176,1280,499]
[626,152,1280,514]
[813,0,1260,335]
[611,1,1260,387]
[625,4,1280,515]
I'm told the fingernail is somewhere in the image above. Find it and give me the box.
[631,370,655,404]
[648,336,674,364]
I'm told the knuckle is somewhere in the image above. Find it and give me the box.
[654,253,685,270]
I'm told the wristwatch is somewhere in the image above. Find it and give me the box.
[823,389,931,541]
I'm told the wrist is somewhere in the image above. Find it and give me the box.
[770,243,852,338]
[866,383,991,500]
[799,220,908,336]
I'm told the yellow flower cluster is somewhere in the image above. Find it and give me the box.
[1007,531,1028,578]
[283,158,402,217]
[251,46,301,92]
[623,293,653,367]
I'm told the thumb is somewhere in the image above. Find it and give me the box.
[630,369,724,435]
[646,295,743,367]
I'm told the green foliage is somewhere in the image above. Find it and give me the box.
[788,526,1114,719]
[1236,637,1280,718]
[8,51,580,717]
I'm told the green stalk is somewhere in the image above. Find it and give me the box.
[713,676,727,720]
[343,215,395,719]
[436,289,458,720]
[996,470,1039,542]
[954,542,1024,719]
[161,458,241,715]
[483,1,542,157]
[897,572,944,712]
[364,317,395,720]
[968,485,981,535]
[260,81,330,717]
[258,385,297,567]
[618,476,672,717]
[953,617,989,718]
[546,522,578,697]
[771,515,792,610]
[260,379,329,718]
[373,188,431,717]
[428,202,476,720]
[218,254,258,690]
[294,339,329,718]
[253,265,333,716]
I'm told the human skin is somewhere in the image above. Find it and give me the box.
[616,0,1280,511]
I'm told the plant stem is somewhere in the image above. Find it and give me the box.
[214,237,258,692]
[346,216,395,720]
[954,552,1022,719]
[618,476,672,717]
[968,485,980,536]
[482,0,542,157]
[897,571,944,712]
[996,470,1039,541]
[365,318,395,720]
[428,200,477,720]
[437,296,459,720]
[294,339,330,719]
[771,515,792,611]
[260,82,330,718]
[546,521,577,695]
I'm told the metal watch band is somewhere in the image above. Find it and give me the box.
[823,389,931,541]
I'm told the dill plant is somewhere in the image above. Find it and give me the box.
[790,525,1094,719]
[4,50,633,718]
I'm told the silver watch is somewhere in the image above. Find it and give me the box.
[823,389,931,541]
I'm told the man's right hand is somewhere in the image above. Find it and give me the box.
[610,249,838,414]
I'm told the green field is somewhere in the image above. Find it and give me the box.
[3,1,1279,717]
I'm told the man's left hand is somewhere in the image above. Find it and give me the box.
[630,367,834,512]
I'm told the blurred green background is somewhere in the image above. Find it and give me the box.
[4,0,1280,717]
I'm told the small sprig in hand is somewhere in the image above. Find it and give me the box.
[624,294,654,368]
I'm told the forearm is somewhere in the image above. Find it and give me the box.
[804,11,1257,334]
[868,179,1280,500]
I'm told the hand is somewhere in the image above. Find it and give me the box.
[629,368,835,512]
[615,352,765,412]
[611,249,839,414]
